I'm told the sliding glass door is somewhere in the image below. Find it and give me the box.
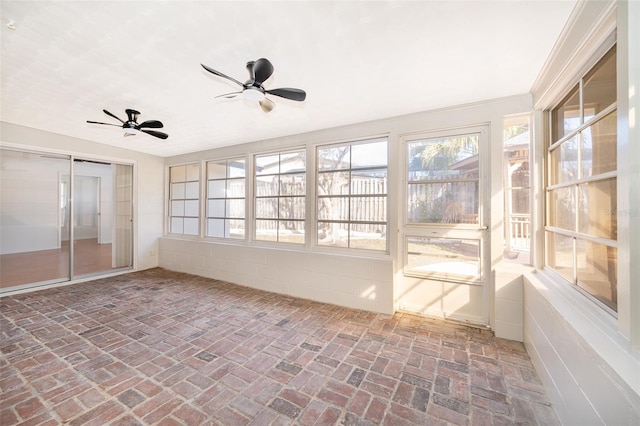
[0,148,133,292]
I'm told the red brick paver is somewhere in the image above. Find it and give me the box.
[0,268,559,425]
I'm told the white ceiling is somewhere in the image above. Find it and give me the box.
[1,0,576,157]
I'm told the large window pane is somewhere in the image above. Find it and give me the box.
[256,198,278,219]
[207,161,226,179]
[405,237,480,282]
[255,220,277,241]
[208,218,224,237]
[318,146,350,170]
[207,199,225,217]
[583,46,616,121]
[206,158,245,239]
[183,218,199,235]
[510,188,530,214]
[280,152,306,173]
[582,111,617,177]
[208,180,225,198]
[184,200,199,217]
[351,140,387,168]
[578,179,617,239]
[0,150,71,288]
[577,241,617,311]
[550,136,578,183]
[548,187,576,231]
[227,199,245,218]
[280,174,306,195]
[552,85,580,140]
[318,222,347,247]
[256,175,278,197]
[318,171,350,195]
[229,219,245,239]
[547,232,574,283]
[277,221,305,244]
[350,224,386,250]
[227,178,245,198]
[316,138,388,251]
[169,163,200,235]
[351,170,387,194]
[318,197,349,221]
[171,200,185,216]
[255,151,306,244]
[407,182,478,224]
[171,182,186,199]
[255,154,280,175]
[350,197,386,222]
[279,197,305,220]
[408,135,479,176]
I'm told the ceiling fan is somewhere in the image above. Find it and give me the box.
[201,58,306,113]
[87,109,168,139]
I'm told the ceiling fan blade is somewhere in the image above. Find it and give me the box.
[138,120,164,129]
[259,98,275,113]
[253,58,274,85]
[103,109,124,123]
[201,63,244,87]
[87,120,122,127]
[215,91,242,99]
[140,129,169,140]
[265,87,306,102]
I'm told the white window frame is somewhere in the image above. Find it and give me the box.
[253,149,307,245]
[168,162,200,236]
[315,137,389,252]
[545,44,618,314]
[205,157,246,240]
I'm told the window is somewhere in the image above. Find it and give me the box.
[206,158,245,239]
[255,150,306,243]
[317,138,388,251]
[503,115,531,264]
[404,129,485,284]
[169,163,200,235]
[407,134,479,225]
[547,45,617,312]
[404,237,480,283]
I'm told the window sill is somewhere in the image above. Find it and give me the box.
[524,268,640,397]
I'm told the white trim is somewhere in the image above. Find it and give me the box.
[546,170,617,189]
[531,0,617,109]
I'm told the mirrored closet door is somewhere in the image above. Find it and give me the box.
[0,148,133,293]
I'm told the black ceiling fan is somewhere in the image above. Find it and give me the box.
[87,109,168,139]
[201,58,306,113]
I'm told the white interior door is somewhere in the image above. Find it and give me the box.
[398,125,490,325]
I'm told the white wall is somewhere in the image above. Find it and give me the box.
[161,95,532,316]
[0,121,165,271]
[160,238,394,314]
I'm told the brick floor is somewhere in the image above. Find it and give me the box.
[0,268,559,425]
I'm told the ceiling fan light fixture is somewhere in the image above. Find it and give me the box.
[201,58,306,113]
[242,87,265,101]
[124,128,140,137]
